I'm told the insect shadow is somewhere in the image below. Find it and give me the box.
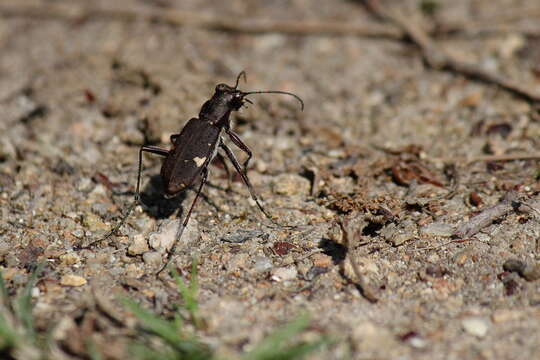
[138,174,185,220]
[138,173,224,220]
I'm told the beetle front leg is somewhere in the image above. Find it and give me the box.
[226,129,252,176]
[220,142,273,221]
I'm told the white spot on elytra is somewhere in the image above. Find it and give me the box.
[193,156,206,167]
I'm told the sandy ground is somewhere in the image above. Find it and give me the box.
[1,0,540,359]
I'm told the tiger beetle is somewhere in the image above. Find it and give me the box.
[86,72,303,274]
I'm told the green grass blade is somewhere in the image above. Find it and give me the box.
[0,269,10,309]
[263,340,328,360]
[174,265,198,315]
[14,263,44,343]
[124,298,211,359]
[129,342,178,360]
[123,299,180,345]
[172,259,202,329]
[0,312,19,350]
[243,315,326,360]
[86,338,103,360]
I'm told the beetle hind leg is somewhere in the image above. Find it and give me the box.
[81,145,170,249]
[157,168,209,275]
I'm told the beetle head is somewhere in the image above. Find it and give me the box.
[199,71,304,124]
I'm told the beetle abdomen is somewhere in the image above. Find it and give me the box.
[160,118,220,197]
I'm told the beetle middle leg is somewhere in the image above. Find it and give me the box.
[82,145,169,249]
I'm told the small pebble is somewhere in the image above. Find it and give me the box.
[503,259,540,281]
[128,234,149,256]
[60,274,87,287]
[76,177,94,193]
[119,116,145,145]
[82,213,109,233]
[59,253,81,266]
[72,229,88,241]
[469,192,483,207]
[461,317,489,338]
[0,240,10,258]
[252,256,273,273]
[491,309,522,323]
[272,174,310,196]
[222,229,266,244]
[142,251,162,267]
[522,264,540,281]
[305,266,328,280]
[149,219,199,253]
[391,232,414,246]
[228,253,249,271]
[352,321,398,352]
[381,222,416,246]
[426,264,447,278]
[311,253,332,268]
[273,241,295,256]
[503,259,526,273]
[271,266,298,281]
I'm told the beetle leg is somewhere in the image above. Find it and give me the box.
[220,142,273,221]
[82,145,169,249]
[225,129,252,176]
[158,168,209,275]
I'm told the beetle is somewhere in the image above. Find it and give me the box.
[86,72,303,274]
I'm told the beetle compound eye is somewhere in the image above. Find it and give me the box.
[215,84,228,93]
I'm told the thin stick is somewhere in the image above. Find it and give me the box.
[0,3,401,39]
[3,3,540,40]
[413,238,473,252]
[453,191,518,239]
[431,153,540,165]
[363,0,540,104]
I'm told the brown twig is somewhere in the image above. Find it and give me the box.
[438,6,540,37]
[431,153,540,165]
[3,3,540,40]
[339,220,379,303]
[452,191,537,239]
[413,238,474,251]
[0,3,402,39]
[363,0,540,104]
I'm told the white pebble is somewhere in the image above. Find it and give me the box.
[462,317,489,338]
[271,266,298,282]
[128,234,149,255]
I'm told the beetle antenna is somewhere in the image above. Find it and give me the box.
[234,71,247,89]
[242,90,304,111]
